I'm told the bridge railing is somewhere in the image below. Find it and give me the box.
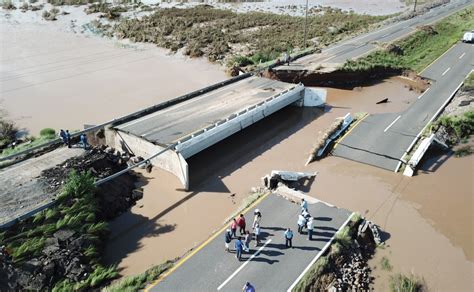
[0,73,252,163]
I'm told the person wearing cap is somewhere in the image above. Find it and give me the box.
[242,282,255,292]
[224,229,232,252]
[252,209,262,230]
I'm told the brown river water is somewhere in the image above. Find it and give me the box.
[104,77,473,290]
[0,24,227,135]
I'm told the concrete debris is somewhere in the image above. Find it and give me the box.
[376,98,389,104]
[274,183,320,205]
[358,219,383,245]
[262,170,317,190]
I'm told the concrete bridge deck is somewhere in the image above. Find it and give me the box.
[107,76,324,189]
[115,76,297,146]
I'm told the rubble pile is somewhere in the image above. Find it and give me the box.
[40,146,141,219]
[0,146,143,291]
[332,244,373,291]
[1,230,93,290]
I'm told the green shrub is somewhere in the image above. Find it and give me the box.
[40,128,56,137]
[389,273,424,292]
[381,256,393,271]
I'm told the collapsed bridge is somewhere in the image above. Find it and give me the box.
[106,75,325,189]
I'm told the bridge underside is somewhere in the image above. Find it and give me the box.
[106,76,325,190]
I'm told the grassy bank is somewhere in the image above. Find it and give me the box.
[0,171,117,290]
[434,110,474,146]
[104,261,173,291]
[0,128,58,159]
[111,6,388,67]
[293,213,363,291]
[342,6,474,73]
[463,71,474,91]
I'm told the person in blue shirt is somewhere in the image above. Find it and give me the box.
[80,134,89,149]
[59,129,67,145]
[235,238,243,261]
[65,130,71,148]
[242,282,255,292]
[284,228,293,248]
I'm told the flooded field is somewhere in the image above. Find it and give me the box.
[0,23,227,135]
[104,76,473,290]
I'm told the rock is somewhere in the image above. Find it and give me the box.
[42,244,60,256]
[22,259,42,274]
[53,230,75,242]
[131,188,143,200]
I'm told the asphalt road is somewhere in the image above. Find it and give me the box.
[274,0,473,71]
[333,42,474,171]
[0,147,84,227]
[150,194,351,291]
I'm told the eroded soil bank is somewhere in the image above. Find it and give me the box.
[104,77,473,290]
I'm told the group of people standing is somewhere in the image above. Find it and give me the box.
[225,199,314,260]
[283,199,313,248]
[297,198,314,240]
[225,209,262,261]
[59,129,89,149]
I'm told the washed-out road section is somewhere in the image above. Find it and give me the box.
[333,42,474,171]
[0,147,84,227]
[150,194,351,292]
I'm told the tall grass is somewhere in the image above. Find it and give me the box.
[463,72,474,91]
[0,127,58,158]
[342,7,474,73]
[104,261,173,291]
[389,273,424,292]
[2,171,117,289]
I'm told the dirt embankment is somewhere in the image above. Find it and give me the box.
[0,147,142,291]
[266,67,430,90]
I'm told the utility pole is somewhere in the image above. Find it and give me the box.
[303,0,309,48]
[413,0,417,13]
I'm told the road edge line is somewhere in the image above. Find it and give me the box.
[287,212,355,292]
[418,43,457,75]
[394,75,469,173]
[144,191,272,291]
[333,113,369,150]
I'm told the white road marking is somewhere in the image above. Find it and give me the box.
[384,115,402,133]
[417,87,430,99]
[287,213,355,292]
[442,67,451,76]
[217,239,272,291]
[381,33,390,38]
[459,52,466,59]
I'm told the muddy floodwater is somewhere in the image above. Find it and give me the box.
[0,23,227,135]
[105,77,473,290]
